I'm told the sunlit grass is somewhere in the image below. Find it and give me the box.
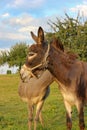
[0,74,87,130]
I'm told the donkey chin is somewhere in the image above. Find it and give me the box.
[20,67,30,82]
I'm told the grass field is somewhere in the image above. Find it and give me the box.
[0,74,87,130]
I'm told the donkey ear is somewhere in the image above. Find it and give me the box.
[30,31,38,43]
[37,26,44,45]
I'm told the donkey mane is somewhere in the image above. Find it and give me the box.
[50,39,77,69]
[51,38,64,51]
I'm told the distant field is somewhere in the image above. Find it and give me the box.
[0,74,87,130]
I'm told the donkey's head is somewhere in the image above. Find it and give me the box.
[20,27,48,81]
[26,27,65,68]
[26,27,48,68]
[20,27,65,81]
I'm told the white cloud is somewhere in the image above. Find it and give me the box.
[0,32,27,40]
[0,12,56,49]
[2,13,10,17]
[1,13,53,40]
[18,26,38,33]
[1,14,39,41]
[8,0,45,9]
[70,2,87,17]
[2,14,34,27]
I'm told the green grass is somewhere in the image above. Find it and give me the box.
[0,74,87,130]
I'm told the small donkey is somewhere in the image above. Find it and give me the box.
[18,28,54,130]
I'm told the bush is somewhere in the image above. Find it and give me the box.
[7,70,12,74]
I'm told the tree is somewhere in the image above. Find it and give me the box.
[47,13,87,61]
[0,42,28,70]
[0,50,8,65]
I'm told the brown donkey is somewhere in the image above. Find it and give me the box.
[19,27,65,130]
[18,27,54,130]
[24,26,87,130]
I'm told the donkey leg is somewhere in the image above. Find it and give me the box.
[76,103,85,130]
[64,101,72,130]
[34,100,44,130]
[28,104,34,130]
[39,111,44,127]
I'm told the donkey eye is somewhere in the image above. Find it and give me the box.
[28,52,35,56]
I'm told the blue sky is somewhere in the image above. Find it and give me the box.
[0,0,87,50]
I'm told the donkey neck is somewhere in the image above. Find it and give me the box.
[48,46,75,86]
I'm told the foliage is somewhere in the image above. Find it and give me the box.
[7,70,12,74]
[0,42,28,69]
[47,13,87,61]
[0,51,8,65]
